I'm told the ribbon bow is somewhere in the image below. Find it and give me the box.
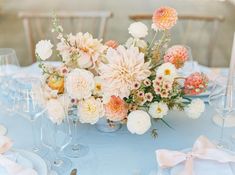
[0,136,38,175]
[156,136,235,175]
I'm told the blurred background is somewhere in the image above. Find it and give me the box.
[0,0,235,67]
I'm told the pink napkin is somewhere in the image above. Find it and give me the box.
[0,136,38,175]
[156,136,235,175]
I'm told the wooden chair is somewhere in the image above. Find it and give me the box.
[19,11,113,63]
[129,14,225,67]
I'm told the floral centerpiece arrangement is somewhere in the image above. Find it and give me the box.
[35,6,208,137]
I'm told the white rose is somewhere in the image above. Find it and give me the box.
[78,97,104,124]
[185,98,205,119]
[35,40,53,60]
[149,102,168,119]
[46,99,65,125]
[66,69,95,100]
[128,22,148,38]
[127,110,151,135]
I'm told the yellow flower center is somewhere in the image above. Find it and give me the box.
[86,102,97,114]
[156,107,162,113]
[164,69,171,75]
[95,83,102,91]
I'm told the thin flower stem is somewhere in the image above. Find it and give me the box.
[148,32,158,49]
[161,118,175,130]
[175,77,186,80]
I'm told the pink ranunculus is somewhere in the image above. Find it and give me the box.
[152,7,178,31]
[164,45,189,69]
[105,96,128,122]
[184,72,209,95]
[105,40,118,49]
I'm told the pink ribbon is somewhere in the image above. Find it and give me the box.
[156,136,235,175]
[0,136,38,175]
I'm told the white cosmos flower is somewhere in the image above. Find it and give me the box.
[66,69,95,100]
[156,62,177,81]
[128,22,148,38]
[46,98,65,125]
[127,110,151,135]
[78,97,104,124]
[93,76,104,96]
[35,40,53,60]
[149,102,168,119]
[185,98,205,119]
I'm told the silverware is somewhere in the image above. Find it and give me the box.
[70,169,77,175]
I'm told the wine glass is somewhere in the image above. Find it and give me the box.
[13,77,48,156]
[179,45,199,76]
[63,106,89,158]
[209,79,235,148]
[0,48,20,135]
[0,48,20,94]
[41,109,72,174]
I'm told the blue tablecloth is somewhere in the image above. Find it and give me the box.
[0,63,234,175]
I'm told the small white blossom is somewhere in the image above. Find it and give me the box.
[35,40,53,60]
[46,98,65,125]
[185,98,205,119]
[128,22,148,38]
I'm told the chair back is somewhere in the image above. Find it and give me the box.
[19,11,113,63]
[129,14,225,66]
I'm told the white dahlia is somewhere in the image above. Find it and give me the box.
[99,46,151,98]
[127,110,151,135]
[66,69,95,100]
[78,97,104,124]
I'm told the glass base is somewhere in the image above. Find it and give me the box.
[31,146,48,157]
[0,124,7,135]
[51,156,72,174]
[64,143,89,158]
[213,139,230,150]
[95,118,122,133]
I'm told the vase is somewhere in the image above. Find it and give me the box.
[95,117,122,133]
[63,107,89,158]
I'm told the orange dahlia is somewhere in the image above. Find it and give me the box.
[152,7,178,31]
[105,96,128,122]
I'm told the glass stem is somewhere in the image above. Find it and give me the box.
[31,118,39,152]
[52,124,63,167]
[219,118,226,144]
[71,119,79,148]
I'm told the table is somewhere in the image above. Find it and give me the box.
[0,63,234,175]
